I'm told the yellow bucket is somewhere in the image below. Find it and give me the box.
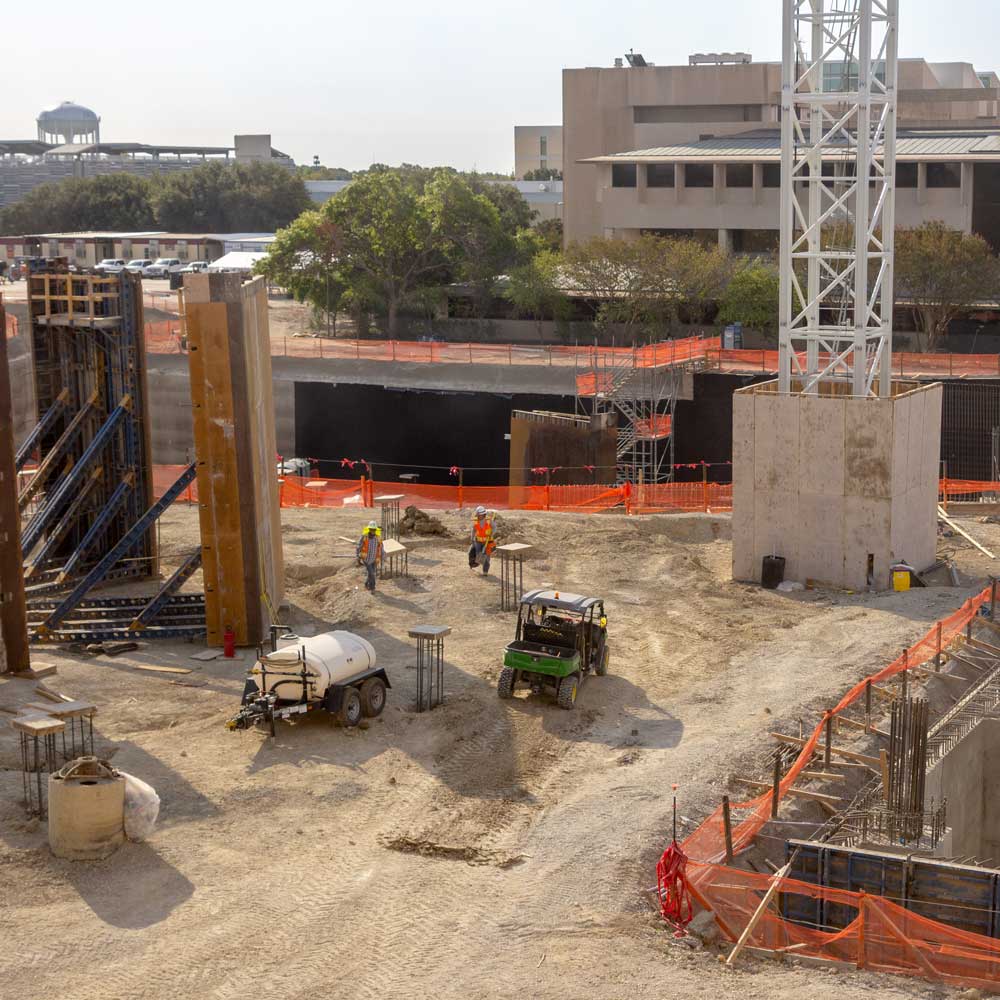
[893,569,910,592]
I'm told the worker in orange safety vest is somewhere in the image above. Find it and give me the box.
[468,506,496,575]
[356,521,384,592]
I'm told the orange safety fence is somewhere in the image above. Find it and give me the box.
[705,347,1000,381]
[669,586,998,989]
[151,466,741,515]
[941,478,1000,501]
[4,313,16,339]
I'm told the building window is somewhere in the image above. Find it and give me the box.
[646,164,675,188]
[634,104,763,124]
[927,162,961,189]
[762,164,781,187]
[74,241,85,260]
[726,164,753,188]
[121,240,132,258]
[177,240,188,261]
[612,163,637,188]
[684,163,714,188]
[896,163,918,188]
[540,136,547,157]
[822,60,886,92]
[48,242,58,257]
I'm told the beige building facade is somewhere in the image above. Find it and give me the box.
[514,125,563,178]
[564,57,1000,247]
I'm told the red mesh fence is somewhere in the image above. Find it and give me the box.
[4,313,16,339]
[669,587,999,990]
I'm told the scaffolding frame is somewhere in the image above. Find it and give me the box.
[18,262,205,641]
[576,348,679,485]
[778,0,899,397]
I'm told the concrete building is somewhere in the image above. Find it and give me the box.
[564,55,1000,246]
[0,104,294,210]
[0,231,277,268]
[514,125,563,178]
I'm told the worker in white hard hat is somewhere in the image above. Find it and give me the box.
[469,506,496,575]
[356,520,384,592]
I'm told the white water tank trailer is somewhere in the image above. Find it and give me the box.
[228,629,389,734]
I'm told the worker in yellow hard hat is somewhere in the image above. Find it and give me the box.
[356,520,384,592]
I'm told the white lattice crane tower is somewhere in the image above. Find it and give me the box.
[778,0,899,397]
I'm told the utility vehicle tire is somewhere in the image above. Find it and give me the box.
[497,667,516,699]
[557,673,579,710]
[595,642,609,676]
[339,687,363,727]
[360,677,387,717]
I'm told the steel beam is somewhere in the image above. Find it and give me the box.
[14,387,68,472]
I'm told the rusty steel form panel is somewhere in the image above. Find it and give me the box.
[0,296,30,672]
[184,273,283,646]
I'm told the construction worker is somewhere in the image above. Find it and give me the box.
[356,520,383,592]
[469,506,496,575]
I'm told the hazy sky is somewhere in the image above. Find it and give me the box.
[2,1,998,172]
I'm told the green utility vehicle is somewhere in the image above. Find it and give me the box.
[498,589,608,709]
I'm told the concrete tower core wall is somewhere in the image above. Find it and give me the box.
[732,380,942,590]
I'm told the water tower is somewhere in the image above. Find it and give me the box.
[36,101,101,146]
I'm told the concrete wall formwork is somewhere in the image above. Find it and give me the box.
[0,298,29,673]
[732,381,942,590]
[184,273,284,646]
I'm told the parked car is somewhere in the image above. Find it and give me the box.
[95,259,127,274]
[125,259,155,276]
[144,258,184,278]
[179,260,209,274]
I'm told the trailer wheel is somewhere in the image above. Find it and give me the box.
[360,677,387,717]
[557,673,579,710]
[595,641,609,676]
[497,667,516,699]
[339,687,363,727]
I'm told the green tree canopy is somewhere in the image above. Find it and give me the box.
[895,221,999,351]
[151,161,311,232]
[0,174,155,235]
[717,259,780,336]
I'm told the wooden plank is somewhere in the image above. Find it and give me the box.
[726,863,791,966]
[937,506,996,559]
[966,635,1000,659]
[11,714,65,735]
[835,714,890,737]
[129,663,192,675]
[731,777,843,807]
[798,770,848,782]
[770,732,881,767]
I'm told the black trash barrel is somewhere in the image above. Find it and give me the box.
[761,555,785,590]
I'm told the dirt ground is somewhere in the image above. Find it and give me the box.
[0,505,995,1000]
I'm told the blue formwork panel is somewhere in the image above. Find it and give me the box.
[784,839,1000,939]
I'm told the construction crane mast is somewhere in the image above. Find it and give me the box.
[778,0,899,397]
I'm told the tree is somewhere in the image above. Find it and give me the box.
[298,165,353,180]
[0,174,155,235]
[504,249,570,339]
[255,209,345,333]
[895,222,999,351]
[150,161,311,232]
[466,176,535,232]
[718,260,780,336]
[534,218,563,253]
[319,170,446,336]
[426,173,519,316]
[523,168,562,181]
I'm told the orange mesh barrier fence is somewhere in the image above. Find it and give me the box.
[634,414,673,440]
[5,312,16,339]
[671,588,997,990]
[685,862,1000,990]
[941,479,1000,501]
[144,321,184,353]
[152,465,740,514]
[705,347,1000,381]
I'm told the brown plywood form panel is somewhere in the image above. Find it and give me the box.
[0,297,30,672]
[184,273,283,645]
